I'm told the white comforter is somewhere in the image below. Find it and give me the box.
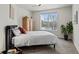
[12,31,58,47]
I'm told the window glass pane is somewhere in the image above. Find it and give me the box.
[40,12,58,30]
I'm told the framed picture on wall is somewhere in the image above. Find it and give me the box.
[9,4,14,19]
[74,10,78,24]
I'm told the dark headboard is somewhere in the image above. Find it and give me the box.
[5,25,17,51]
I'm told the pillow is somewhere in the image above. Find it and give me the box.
[18,27,26,34]
[12,28,21,36]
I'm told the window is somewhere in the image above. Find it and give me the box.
[40,12,58,31]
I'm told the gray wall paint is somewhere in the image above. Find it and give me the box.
[0,5,32,52]
[72,4,79,53]
[0,4,18,52]
[16,6,32,27]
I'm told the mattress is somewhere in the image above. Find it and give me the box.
[12,31,58,47]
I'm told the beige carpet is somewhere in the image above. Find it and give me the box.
[20,39,78,54]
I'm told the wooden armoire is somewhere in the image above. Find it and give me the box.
[22,16,32,31]
[22,16,29,31]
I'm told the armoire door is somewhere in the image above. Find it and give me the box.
[22,16,29,31]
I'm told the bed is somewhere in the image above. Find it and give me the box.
[5,25,58,51]
[12,31,57,47]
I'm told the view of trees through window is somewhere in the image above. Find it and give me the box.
[40,12,58,30]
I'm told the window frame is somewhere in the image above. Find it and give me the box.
[40,12,58,31]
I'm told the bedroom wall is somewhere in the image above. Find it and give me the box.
[9,5,18,25]
[16,6,32,27]
[32,6,72,38]
[0,4,18,52]
[72,4,79,53]
[0,5,32,52]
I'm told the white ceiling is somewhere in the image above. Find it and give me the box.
[17,4,72,11]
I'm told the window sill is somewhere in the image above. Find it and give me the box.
[40,29,57,31]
